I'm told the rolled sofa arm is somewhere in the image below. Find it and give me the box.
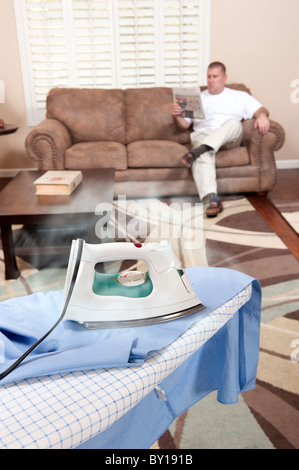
[25,118,72,169]
[241,118,285,192]
[242,119,285,164]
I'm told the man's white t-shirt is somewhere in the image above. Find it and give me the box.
[189,87,263,132]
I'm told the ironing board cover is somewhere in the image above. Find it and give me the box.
[0,267,260,385]
[0,267,261,449]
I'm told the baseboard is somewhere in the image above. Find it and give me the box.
[0,168,37,178]
[276,159,299,169]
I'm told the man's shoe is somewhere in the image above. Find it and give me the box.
[181,152,194,168]
[205,200,223,217]
[181,144,213,168]
[203,193,223,218]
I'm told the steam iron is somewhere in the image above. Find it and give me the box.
[62,239,205,328]
[0,239,205,382]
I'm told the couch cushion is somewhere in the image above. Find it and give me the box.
[46,88,126,144]
[128,141,249,169]
[216,146,249,168]
[125,87,191,145]
[128,140,189,168]
[65,142,127,170]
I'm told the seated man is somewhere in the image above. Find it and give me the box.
[171,61,270,217]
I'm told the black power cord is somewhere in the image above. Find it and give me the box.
[0,239,84,382]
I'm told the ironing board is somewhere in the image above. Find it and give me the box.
[0,267,261,449]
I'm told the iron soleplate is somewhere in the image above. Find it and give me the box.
[83,302,205,329]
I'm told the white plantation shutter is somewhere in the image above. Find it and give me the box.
[72,1,116,88]
[163,0,210,86]
[116,1,157,87]
[14,0,210,125]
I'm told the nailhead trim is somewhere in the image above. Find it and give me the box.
[32,136,57,170]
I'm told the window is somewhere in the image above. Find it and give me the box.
[14,0,210,125]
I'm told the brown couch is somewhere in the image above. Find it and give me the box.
[25,85,285,198]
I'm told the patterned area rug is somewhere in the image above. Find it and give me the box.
[0,195,298,449]
[270,198,299,235]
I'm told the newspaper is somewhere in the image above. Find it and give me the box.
[173,86,205,119]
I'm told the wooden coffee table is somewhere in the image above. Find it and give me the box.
[0,169,115,279]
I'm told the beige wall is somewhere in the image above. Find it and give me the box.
[0,0,298,170]
[0,0,33,169]
[210,0,299,164]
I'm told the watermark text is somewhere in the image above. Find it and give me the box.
[290,79,299,103]
[94,195,204,249]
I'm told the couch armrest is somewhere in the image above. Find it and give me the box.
[242,118,285,164]
[25,119,72,169]
[241,118,285,191]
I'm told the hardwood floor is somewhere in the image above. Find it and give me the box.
[247,169,299,262]
[268,168,299,201]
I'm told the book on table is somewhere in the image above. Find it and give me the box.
[33,170,83,195]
